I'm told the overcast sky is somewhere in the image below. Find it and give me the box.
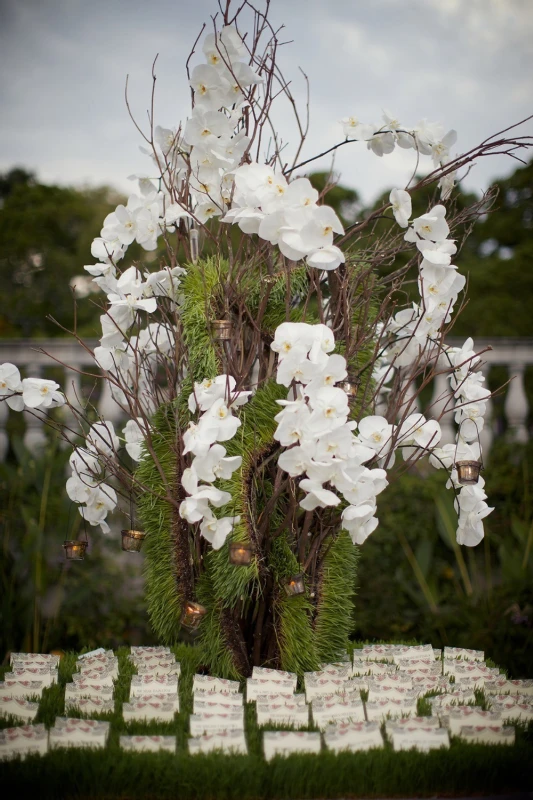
[1,0,532,203]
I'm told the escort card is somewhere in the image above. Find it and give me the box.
[324,721,383,753]
[72,668,115,687]
[366,685,419,704]
[365,698,417,720]
[359,645,398,662]
[253,693,307,707]
[49,717,110,749]
[491,702,533,722]
[453,675,490,691]
[8,666,57,686]
[444,647,484,662]
[189,730,248,755]
[385,716,440,735]
[252,667,297,689]
[120,735,176,753]
[304,676,353,702]
[443,661,498,679]
[0,724,48,760]
[10,653,60,667]
[130,646,172,657]
[130,675,178,696]
[194,700,244,715]
[77,658,118,679]
[458,725,515,745]
[433,649,443,660]
[390,726,450,751]
[411,677,451,694]
[65,697,114,715]
[429,690,476,710]
[193,690,243,710]
[122,700,178,723]
[484,679,533,696]
[346,677,369,692]
[135,662,181,677]
[247,678,294,700]
[64,682,114,702]
[0,680,44,698]
[190,712,245,736]
[128,654,177,669]
[352,660,397,677]
[0,696,39,722]
[311,698,365,729]
[393,645,435,662]
[367,674,413,690]
[263,731,321,760]
[78,648,110,659]
[443,707,503,734]
[256,703,310,727]
[304,666,352,681]
[396,663,442,677]
[193,675,240,694]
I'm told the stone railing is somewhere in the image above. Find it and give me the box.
[0,338,531,461]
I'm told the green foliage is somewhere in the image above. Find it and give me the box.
[1,645,532,798]
[314,532,359,663]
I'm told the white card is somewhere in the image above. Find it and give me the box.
[324,721,383,753]
[122,700,177,723]
[491,702,533,722]
[444,647,484,662]
[304,666,352,681]
[72,668,114,687]
[411,676,451,694]
[252,693,306,707]
[189,712,244,736]
[304,676,353,702]
[247,678,294,700]
[393,645,435,663]
[429,690,476,710]
[130,646,172,656]
[193,675,240,694]
[256,703,309,727]
[78,648,109,660]
[65,697,114,715]
[188,730,248,755]
[385,716,440,735]
[252,667,297,689]
[391,727,450,751]
[8,667,57,686]
[263,731,321,760]
[352,660,397,677]
[443,707,503,734]
[194,700,244,715]
[193,689,243,708]
[49,717,110,749]
[0,680,44,698]
[367,674,413,690]
[120,735,176,753]
[130,675,178,696]
[484,679,533,696]
[136,662,181,677]
[0,724,48,760]
[10,653,60,667]
[77,657,118,678]
[443,661,497,678]
[65,682,113,701]
[311,698,365,730]
[365,698,417,720]
[459,725,515,745]
[366,685,419,703]
[0,696,39,722]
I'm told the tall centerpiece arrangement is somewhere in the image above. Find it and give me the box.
[1,1,531,676]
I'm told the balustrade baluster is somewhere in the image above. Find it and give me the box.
[429,372,455,445]
[505,364,529,443]
[23,362,48,453]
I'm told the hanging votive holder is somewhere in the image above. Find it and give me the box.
[63,540,88,561]
[212,319,233,341]
[342,375,361,399]
[455,460,482,485]
[121,529,146,553]
[284,573,305,597]
[181,601,207,631]
[229,541,255,566]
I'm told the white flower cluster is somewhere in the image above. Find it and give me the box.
[66,422,120,534]
[340,111,457,198]
[178,376,251,550]
[383,197,493,546]
[0,363,65,412]
[222,167,346,271]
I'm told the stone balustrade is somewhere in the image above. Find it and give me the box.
[0,338,531,462]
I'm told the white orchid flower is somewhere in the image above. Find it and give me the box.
[192,444,242,482]
[299,479,340,510]
[0,363,24,411]
[22,378,65,409]
[389,188,412,228]
[200,513,240,550]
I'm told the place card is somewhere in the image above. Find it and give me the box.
[64,682,114,702]
[0,680,44,699]
[390,726,450,751]
[396,663,442,677]
[9,653,60,667]
[490,702,533,723]
[193,690,243,708]
[122,700,177,723]
[443,661,498,679]
[304,666,352,681]
[49,717,110,749]
[366,685,419,703]
[78,648,110,660]
[385,716,440,735]
[128,654,177,669]
[247,678,294,700]
[252,667,297,689]
[358,645,398,662]
[367,674,413,690]
[0,724,48,760]
[193,675,240,694]
[130,675,178,696]
[189,712,244,736]
[453,675,489,691]
[72,668,115,687]
[346,677,369,692]
[484,679,533,696]
[429,691,476,711]
[135,662,181,677]
[130,646,172,657]
[324,721,383,753]
[189,730,248,755]
[443,707,503,734]
[256,703,310,727]
[0,696,39,722]
[304,676,354,702]
[433,649,443,660]
[393,645,435,663]
[444,647,484,662]
[311,698,365,729]
[77,658,118,679]
[194,700,244,715]
[365,698,417,720]
[253,693,307,707]
[263,731,321,760]
[458,725,515,745]
[411,676,451,694]
[120,735,176,753]
[352,660,397,677]
[65,697,114,715]
[8,666,58,685]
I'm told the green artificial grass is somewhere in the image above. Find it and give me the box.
[1,644,532,799]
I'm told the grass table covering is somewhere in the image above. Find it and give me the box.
[0,644,532,799]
